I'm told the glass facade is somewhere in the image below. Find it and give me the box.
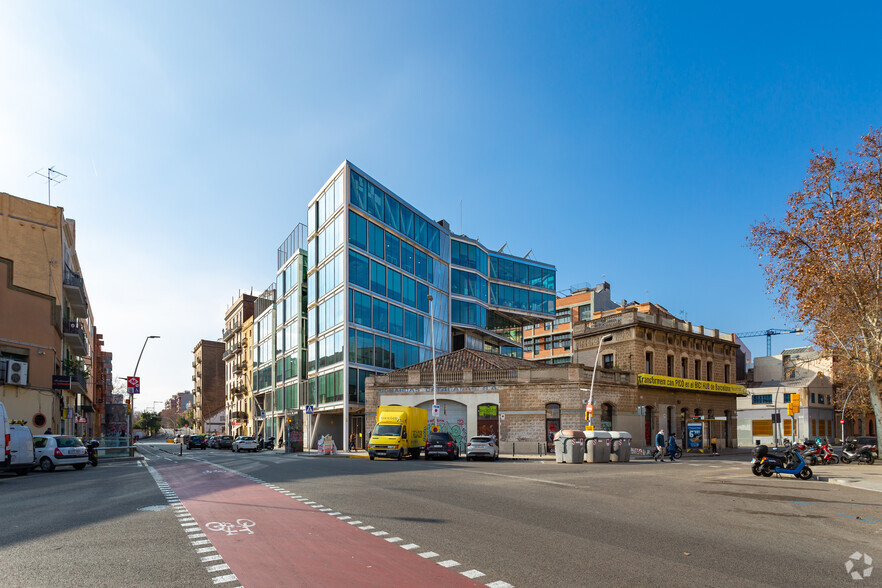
[306,162,555,407]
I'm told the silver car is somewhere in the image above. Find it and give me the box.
[466,436,499,461]
[33,435,88,471]
[232,436,258,453]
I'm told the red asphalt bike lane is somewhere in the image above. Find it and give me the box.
[155,460,481,588]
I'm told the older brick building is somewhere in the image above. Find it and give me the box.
[193,339,224,433]
[572,302,745,448]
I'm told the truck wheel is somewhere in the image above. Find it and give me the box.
[397,450,403,460]
[369,454,375,460]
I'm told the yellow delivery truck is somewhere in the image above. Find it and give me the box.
[368,405,428,460]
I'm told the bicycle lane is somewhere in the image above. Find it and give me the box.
[153,460,481,587]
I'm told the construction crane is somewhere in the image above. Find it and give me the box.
[736,328,804,356]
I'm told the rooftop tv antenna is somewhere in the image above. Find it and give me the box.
[29,166,68,206]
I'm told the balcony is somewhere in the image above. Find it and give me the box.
[192,361,197,368]
[222,347,237,361]
[222,324,240,341]
[63,267,88,318]
[62,322,88,357]
[66,371,87,394]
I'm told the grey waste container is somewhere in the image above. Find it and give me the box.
[553,430,585,464]
[583,430,612,463]
[609,431,632,462]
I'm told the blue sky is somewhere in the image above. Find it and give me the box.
[2,2,880,410]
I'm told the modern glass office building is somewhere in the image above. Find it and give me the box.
[305,161,556,448]
[251,225,308,447]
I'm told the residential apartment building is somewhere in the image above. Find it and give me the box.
[524,282,618,365]
[192,339,224,434]
[0,191,106,437]
[222,293,255,436]
[305,161,556,449]
[572,302,745,448]
[93,332,113,437]
[738,347,836,446]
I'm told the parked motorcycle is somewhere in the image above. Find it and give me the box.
[86,440,99,467]
[841,437,876,465]
[775,450,813,480]
[751,445,787,477]
[816,441,840,465]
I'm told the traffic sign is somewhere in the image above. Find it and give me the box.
[127,376,140,394]
[432,404,440,417]
[305,405,314,415]
[841,419,845,425]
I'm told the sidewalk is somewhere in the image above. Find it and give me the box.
[812,463,882,494]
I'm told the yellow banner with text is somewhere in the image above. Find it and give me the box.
[637,373,746,395]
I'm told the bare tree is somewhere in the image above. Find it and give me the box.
[749,127,882,440]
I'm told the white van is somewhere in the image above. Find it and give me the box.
[4,425,35,475]
[0,401,9,468]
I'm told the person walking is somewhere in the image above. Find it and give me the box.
[654,428,665,462]
[349,432,356,452]
[667,433,679,461]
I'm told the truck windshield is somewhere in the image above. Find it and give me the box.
[373,424,402,437]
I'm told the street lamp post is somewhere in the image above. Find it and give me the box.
[840,384,858,443]
[129,335,159,456]
[586,334,613,429]
[428,294,438,430]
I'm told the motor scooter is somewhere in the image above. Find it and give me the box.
[816,441,839,465]
[751,445,787,476]
[841,437,876,465]
[86,440,99,467]
[773,450,813,480]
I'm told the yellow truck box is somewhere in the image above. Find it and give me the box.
[368,405,428,460]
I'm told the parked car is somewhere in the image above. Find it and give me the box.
[33,435,88,472]
[232,436,258,452]
[173,435,182,444]
[216,435,234,450]
[2,424,35,475]
[465,436,498,461]
[425,432,460,460]
[187,434,207,450]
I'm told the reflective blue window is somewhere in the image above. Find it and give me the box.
[368,221,384,259]
[489,283,555,315]
[375,336,391,369]
[370,260,386,296]
[400,241,414,275]
[387,269,402,301]
[372,298,388,333]
[351,289,372,327]
[385,231,400,266]
[452,269,487,301]
[348,211,367,251]
[400,205,414,241]
[402,275,416,308]
[427,223,440,256]
[349,329,356,362]
[452,299,487,327]
[368,183,385,222]
[415,216,427,248]
[384,193,400,232]
[414,249,428,282]
[404,310,421,341]
[388,304,404,337]
[490,256,555,291]
[391,339,406,369]
[349,251,369,290]
[350,171,367,211]
[416,282,429,313]
[451,240,487,274]
[406,344,420,367]
[356,330,373,365]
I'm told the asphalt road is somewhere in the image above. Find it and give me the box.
[3,442,881,587]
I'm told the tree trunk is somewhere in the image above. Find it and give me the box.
[867,377,882,442]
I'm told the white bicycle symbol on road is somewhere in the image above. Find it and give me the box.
[205,519,256,536]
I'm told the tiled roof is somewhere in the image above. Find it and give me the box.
[386,348,550,374]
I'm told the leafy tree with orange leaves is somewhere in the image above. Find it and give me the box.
[749,127,882,440]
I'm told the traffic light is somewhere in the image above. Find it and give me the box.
[585,403,593,421]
